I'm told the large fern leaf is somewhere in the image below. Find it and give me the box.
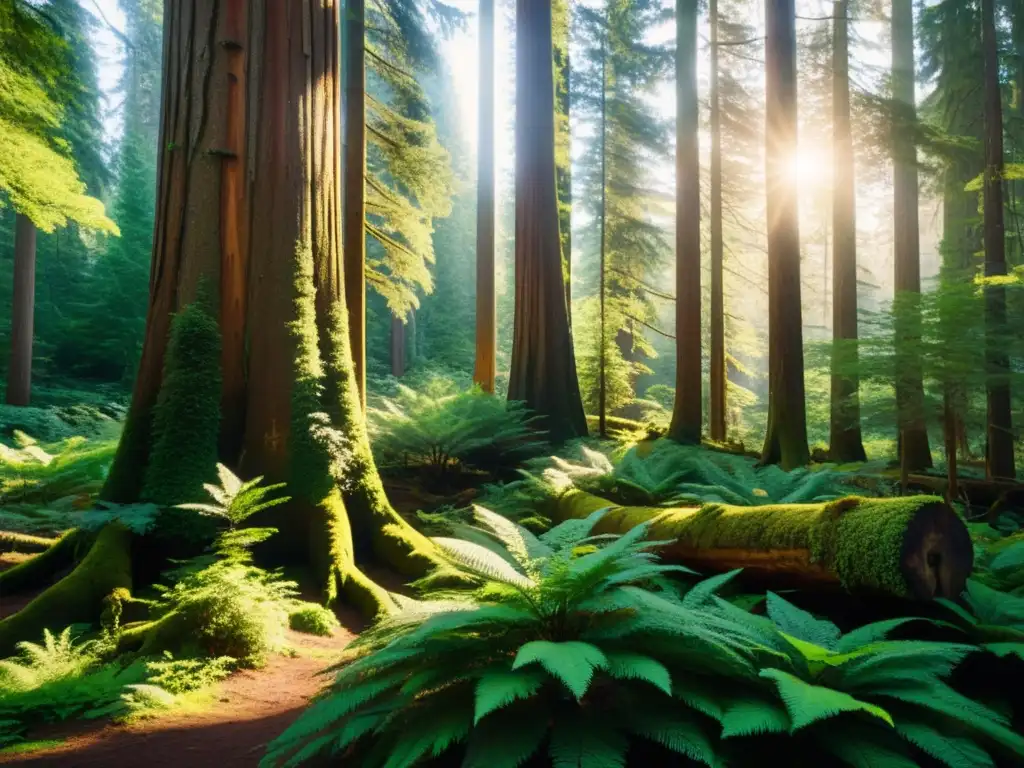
[759,668,894,730]
[512,641,608,700]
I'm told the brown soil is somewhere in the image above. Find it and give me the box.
[2,627,357,768]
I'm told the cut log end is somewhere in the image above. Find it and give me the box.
[900,501,973,600]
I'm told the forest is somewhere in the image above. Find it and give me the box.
[1,0,1024,765]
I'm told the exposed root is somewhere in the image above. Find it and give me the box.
[0,531,57,554]
[0,525,132,656]
[0,529,87,594]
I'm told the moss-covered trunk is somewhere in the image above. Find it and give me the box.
[0,0,440,651]
[551,491,972,600]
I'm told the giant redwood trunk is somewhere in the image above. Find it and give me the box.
[760,0,809,469]
[709,0,726,443]
[508,0,587,442]
[669,0,703,446]
[828,0,866,463]
[343,0,368,412]
[553,0,572,321]
[473,0,497,394]
[891,0,932,471]
[981,0,1016,480]
[0,0,438,653]
[5,214,36,406]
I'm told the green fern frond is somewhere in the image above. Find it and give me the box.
[603,652,672,696]
[760,668,894,730]
[474,669,546,724]
[766,592,841,650]
[895,720,995,768]
[548,713,629,768]
[623,709,721,767]
[719,698,790,738]
[512,641,608,700]
[431,537,535,588]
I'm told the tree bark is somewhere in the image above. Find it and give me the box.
[552,491,972,600]
[473,0,497,394]
[828,0,866,462]
[390,314,405,378]
[760,0,809,469]
[508,0,587,443]
[709,0,726,443]
[891,0,932,471]
[1,0,442,652]
[5,214,36,406]
[669,0,703,445]
[343,0,367,412]
[981,0,1016,480]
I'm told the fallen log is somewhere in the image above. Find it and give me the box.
[552,491,972,600]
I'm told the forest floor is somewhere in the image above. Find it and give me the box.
[0,621,359,767]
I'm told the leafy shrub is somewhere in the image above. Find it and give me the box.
[140,654,237,694]
[367,380,546,480]
[154,562,296,665]
[0,628,145,747]
[0,404,120,445]
[0,436,117,504]
[265,508,1024,768]
[937,579,1024,659]
[289,605,340,637]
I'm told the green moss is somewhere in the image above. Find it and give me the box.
[0,531,56,554]
[555,490,949,596]
[141,300,222,507]
[289,603,340,636]
[0,529,85,594]
[0,525,132,656]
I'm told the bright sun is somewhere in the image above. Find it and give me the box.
[788,147,827,187]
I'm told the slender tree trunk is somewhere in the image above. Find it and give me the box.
[343,0,367,411]
[982,0,1016,480]
[709,0,726,443]
[669,0,702,445]
[828,0,866,462]
[598,28,608,439]
[891,0,932,470]
[508,0,587,442]
[390,314,405,378]
[474,0,497,393]
[554,0,572,322]
[761,0,809,469]
[6,214,36,406]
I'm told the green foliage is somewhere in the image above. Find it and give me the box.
[176,463,289,560]
[289,604,340,637]
[0,435,116,505]
[142,300,222,507]
[367,380,547,479]
[936,579,1024,659]
[139,653,236,695]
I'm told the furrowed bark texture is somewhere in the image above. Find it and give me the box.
[828,0,866,463]
[3,1,440,650]
[508,0,587,443]
[552,491,972,600]
[669,0,703,445]
[761,0,809,469]
[891,0,932,471]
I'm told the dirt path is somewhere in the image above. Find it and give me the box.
[3,627,356,767]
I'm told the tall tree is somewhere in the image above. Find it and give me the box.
[1,0,117,404]
[474,0,497,393]
[981,0,1016,479]
[708,0,726,442]
[598,22,608,437]
[344,0,368,410]
[554,0,572,317]
[669,0,702,444]
[760,0,809,468]
[509,0,586,441]
[891,0,932,470]
[828,0,866,461]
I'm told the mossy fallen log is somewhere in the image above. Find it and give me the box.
[552,491,972,600]
[0,531,57,554]
[0,525,132,655]
[0,528,85,593]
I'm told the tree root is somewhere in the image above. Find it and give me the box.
[0,529,87,594]
[0,531,57,554]
[0,525,132,656]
